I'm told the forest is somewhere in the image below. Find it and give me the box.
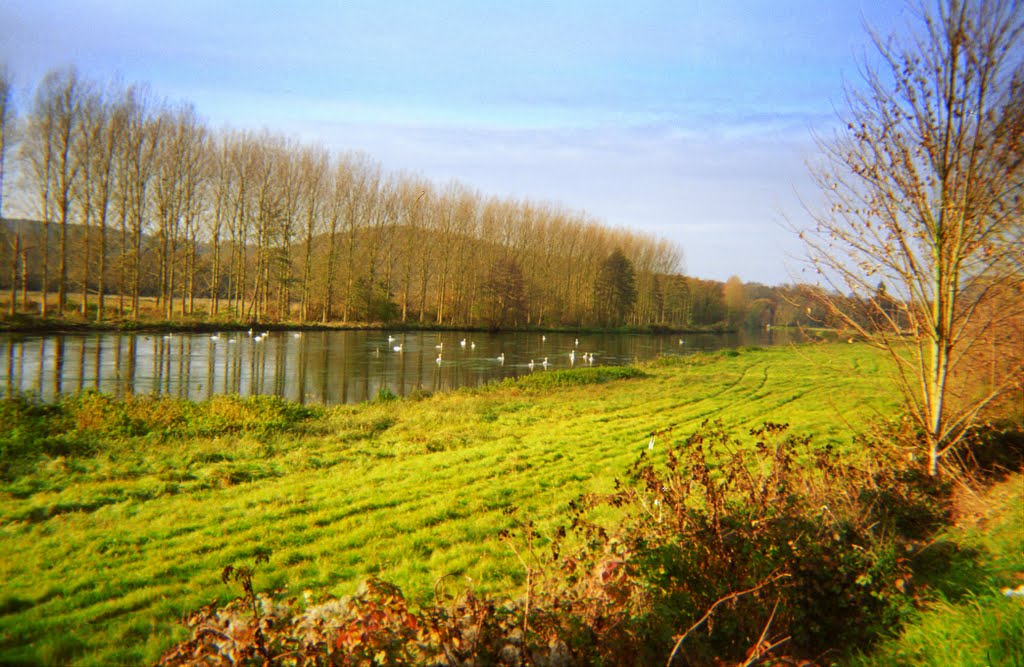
[0,68,833,331]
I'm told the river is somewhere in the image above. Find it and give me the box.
[0,327,803,405]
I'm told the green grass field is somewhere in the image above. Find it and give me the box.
[846,472,1024,667]
[0,343,913,664]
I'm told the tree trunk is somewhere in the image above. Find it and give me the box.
[322,221,338,323]
[20,242,28,309]
[40,221,50,317]
[131,216,141,320]
[58,204,68,315]
[96,210,107,322]
[211,230,221,315]
[117,209,126,318]
[80,209,90,317]
[8,231,18,316]
[301,235,312,322]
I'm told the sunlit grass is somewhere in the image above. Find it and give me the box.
[846,473,1024,667]
[0,343,904,665]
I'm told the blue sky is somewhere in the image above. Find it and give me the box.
[0,0,906,284]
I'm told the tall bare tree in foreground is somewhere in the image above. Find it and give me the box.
[802,0,1024,475]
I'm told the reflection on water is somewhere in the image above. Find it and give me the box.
[0,328,801,406]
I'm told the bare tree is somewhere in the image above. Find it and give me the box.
[801,0,1024,475]
[111,88,142,318]
[153,106,186,318]
[391,176,428,322]
[38,69,85,315]
[152,104,205,319]
[432,182,477,324]
[274,138,301,320]
[124,90,164,319]
[249,133,283,320]
[0,64,13,222]
[413,186,437,322]
[338,153,375,322]
[20,69,62,316]
[205,133,233,315]
[74,84,99,317]
[176,114,208,316]
[1,65,17,315]
[296,144,328,321]
[226,130,255,319]
[88,84,127,321]
[321,154,354,322]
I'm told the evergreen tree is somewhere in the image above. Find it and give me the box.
[593,248,636,326]
[482,257,526,330]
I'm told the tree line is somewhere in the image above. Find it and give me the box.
[0,66,881,332]
[0,67,699,328]
[2,64,988,338]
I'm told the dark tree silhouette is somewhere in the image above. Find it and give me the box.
[593,248,636,326]
[482,257,526,330]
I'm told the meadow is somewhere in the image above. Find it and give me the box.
[0,343,1015,665]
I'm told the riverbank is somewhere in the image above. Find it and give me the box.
[0,310,736,336]
[0,344,1018,664]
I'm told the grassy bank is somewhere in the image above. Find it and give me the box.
[0,343,979,664]
[0,298,735,336]
[847,471,1024,667]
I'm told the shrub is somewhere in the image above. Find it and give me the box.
[0,393,65,479]
[374,387,399,403]
[194,394,322,436]
[537,421,931,663]
[507,365,646,390]
[0,392,324,481]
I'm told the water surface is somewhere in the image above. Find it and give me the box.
[0,328,800,405]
